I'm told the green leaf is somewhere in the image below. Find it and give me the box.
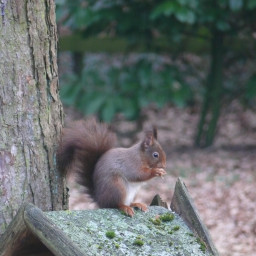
[216,20,230,31]
[150,1,178,19]
[55,0,65,5]
[85,95,106,115]
[122,99,140,120]
[229,0,243,11]
[247,0,256,10]
[175,8,196,24]
[178,0,198,9]
[60,83,82,106]
[101,99,116,122]
[171,81,191,107]
[245,75,256,99]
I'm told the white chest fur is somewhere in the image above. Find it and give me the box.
[124,182,142,205]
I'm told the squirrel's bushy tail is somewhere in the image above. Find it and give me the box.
[57,118,116,196]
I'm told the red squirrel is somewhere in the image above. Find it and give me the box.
[57,118,166,217]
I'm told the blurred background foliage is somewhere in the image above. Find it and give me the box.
[56,0,256,147]
[60,54,193,122]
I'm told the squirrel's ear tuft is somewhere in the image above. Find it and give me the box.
[153,126,157,140]
[141,131,154,150]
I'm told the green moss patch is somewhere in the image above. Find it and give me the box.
[159,213,175,222]
[105,231,116,239]
[133,238,144,246]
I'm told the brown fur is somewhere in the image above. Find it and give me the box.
[95,174,126,209]
[57,118,116,196]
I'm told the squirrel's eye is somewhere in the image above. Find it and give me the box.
[152,152,159,158]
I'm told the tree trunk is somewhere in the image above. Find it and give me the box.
[195,29,224,147]
[0,0,68,235]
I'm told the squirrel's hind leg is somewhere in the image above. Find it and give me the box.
[130,202,148,212]
[119,202,148,217]
[118,204,135,217]
[95,174,135,216]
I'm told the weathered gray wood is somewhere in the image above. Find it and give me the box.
[1,178,219,255]
[0,204,26,256]
[45,206,213,256]
[150,194,168,209]
[1,202,214,256]
[0,204,52,256]
[24,204,84,256]
[171,177,219,256]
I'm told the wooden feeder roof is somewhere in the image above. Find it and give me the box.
[0,178,219,256]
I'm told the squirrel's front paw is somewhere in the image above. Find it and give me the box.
[153,168,167,177]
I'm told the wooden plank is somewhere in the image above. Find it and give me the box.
[150,194,168,209]
[0,204,26,256]
[23,204,85,256]
[171,177,219,256]
[58,34,209,54]
[0,204,52,256]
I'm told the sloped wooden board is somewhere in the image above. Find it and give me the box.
[0,203,83,256]
[171,177,219,256]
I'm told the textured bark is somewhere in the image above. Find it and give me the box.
[194,30,224,148]
[0,0,67,235]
